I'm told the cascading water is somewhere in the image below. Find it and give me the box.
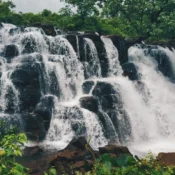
[84,38,101,78]
[1,23,175,155]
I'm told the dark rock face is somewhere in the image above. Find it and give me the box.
[11,59,42,112]
[99,145,131,156]
[100,95,119,110]
[9,27,24,36]
[92,82,116,96]
[79,96,99,113]
[41,24,56,36]
[122,62,139,80]
[107,110,132,143]
[140,45,175,81]
[109,35,128,64]
[23,95,54,140]
[23,146,44,157]
[82,81,94,94]
[30,23,56,36]
[66,34,109,77]
[23,113,46,141]
[4,44,19,61]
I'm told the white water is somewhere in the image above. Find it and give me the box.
[127,46,175,156]
[1,24,175,156]
[101,36,123,76]
[84,38,101,78]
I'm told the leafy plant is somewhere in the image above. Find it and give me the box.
[44,167,57,175]
[0,120,28,175]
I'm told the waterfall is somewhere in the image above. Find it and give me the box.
[84,38,101,78]
[1,23,175,155]
[127,46,175,155]
[101,36,123,76]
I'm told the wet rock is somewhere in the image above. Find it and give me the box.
[34,107,52,131]
[4,44,19,61]
[23,113,46,141]
[4,87,17,113]
[30,23,56,36]
[97,111,118,142]
[66,137,93,151]
[41,24,56,36]
[99,145,131,156]
[51,137,97,174]
[82,81,94,94]
[109,35,128,64]
[23,146,44,157]
[11,60,42,112]
[56,106,86,137]
[9,27,24,36]
[92,82,116,96]
[107,110,132,143]
[122,62,139,80]
[143,46,174,81]
[66,35,78,55]
[79,96,99,113]
[100,95,119,110]
[157,152,175,166]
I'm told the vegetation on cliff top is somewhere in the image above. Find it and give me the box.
[0,0,175,40]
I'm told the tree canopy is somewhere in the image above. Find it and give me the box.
[0,0,175,40]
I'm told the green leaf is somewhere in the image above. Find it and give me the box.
[50,168,56,175]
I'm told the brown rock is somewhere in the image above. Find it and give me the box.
[73,161,85,168]
[157,152,175,166]
[99,145,131,156]
[23,146,43,157]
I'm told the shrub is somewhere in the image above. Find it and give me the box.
[0,121,28,175]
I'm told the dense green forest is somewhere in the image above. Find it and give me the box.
[0,0,175,40]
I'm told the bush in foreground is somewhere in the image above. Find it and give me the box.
[76,152,174,175]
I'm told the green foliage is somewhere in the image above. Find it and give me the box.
[0,121,28,175]
[44,167,57,175]
[76,153,175,175]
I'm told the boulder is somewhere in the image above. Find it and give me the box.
[30,23,56,36]
[99,145,131,156]
[100,95,119,110]
[51,137,97,174]
[23,146,44,157]
[4,44,19,61]
[33,95,54,131]
[11,59,42,112]
[41,24,56,36]
[82,81,94,94]
[92,82,116,96]
[122,62,139,80]
[66,137,93,151]
[157,152,175,166]
[22,113,46,141]
[79,96,99,113]
[34,107,52,131]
